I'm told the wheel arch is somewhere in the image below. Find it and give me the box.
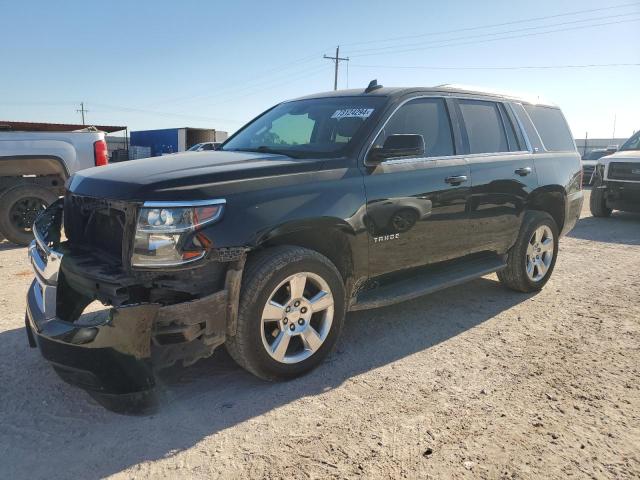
[526,185,566,233]
[254,218,359,287]
[0,155,70,179]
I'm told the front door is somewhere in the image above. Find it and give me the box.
[362,97,471,277]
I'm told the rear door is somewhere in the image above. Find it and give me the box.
[454,98,538,254]
[362,96,471,277]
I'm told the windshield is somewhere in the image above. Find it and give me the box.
[222,96,386,158]
[620,131,640,151]
[188,143,203,151]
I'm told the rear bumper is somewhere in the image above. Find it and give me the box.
[561,190,584,236]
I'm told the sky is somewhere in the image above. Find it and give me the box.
[1,0,638,140]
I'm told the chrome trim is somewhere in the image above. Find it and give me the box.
[30,226,64,284]
[383,153,462,166]
[364,95,538,166]
[131,250,206,268]
[29,221,64,321]
[506,102,533,153]
[464,151,530,159]
[142,199,226,208]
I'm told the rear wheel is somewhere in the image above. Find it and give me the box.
[0,185,58,245]
[589,175,612,217]
[226,246,345,381]
[498,211,558,293]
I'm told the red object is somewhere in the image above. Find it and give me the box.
[94,140,109,166]
[182,250,203,260]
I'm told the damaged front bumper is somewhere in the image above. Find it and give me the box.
[25,200,244,397]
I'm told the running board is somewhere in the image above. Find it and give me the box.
[350,255,507,311]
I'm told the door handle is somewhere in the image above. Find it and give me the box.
[515,167,533,176]
[444,175,468,185]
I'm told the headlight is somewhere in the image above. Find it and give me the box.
[131,200,225,267]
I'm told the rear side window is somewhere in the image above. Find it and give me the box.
[523,105,575,152]
[374,97,454,157]
[458,100,509,154]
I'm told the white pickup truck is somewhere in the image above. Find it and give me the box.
[0,129,110,245]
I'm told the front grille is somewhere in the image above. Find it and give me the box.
[64,194,135,262]
[608,162,640,182]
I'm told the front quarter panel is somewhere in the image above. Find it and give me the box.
[197,162,369,277]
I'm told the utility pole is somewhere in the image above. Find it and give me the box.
[76,102,89,125]
[611,114,617,142]
[584,131,588,156]
[323,46,349,91]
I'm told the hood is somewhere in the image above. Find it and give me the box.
[68,150,332,201]
[597,150,640,166]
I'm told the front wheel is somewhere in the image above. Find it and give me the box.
[225,246,345,381]
[498,211,559,293]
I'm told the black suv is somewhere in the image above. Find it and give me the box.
[26,83,583,409]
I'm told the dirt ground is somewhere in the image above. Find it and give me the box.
[0,190,638,480]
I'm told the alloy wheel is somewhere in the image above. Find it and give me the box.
[525,225,554,282]
[260,272,334,364]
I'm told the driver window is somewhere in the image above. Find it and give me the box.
[374,98,454,157]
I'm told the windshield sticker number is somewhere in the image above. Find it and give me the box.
[331,108,374,119]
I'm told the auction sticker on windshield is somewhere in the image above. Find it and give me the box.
[331,108,375,119]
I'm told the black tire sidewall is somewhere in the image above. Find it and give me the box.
[237,251,345,380]
[589,176,612,217]
[0,185,58,245]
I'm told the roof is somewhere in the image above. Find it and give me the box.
[0,121,126,133]
[292,84,555,107]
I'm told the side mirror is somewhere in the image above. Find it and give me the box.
[367,134,425,164]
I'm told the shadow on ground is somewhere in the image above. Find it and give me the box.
[569,211,640,245]
[0,240,25,252]
[0,277,534,479]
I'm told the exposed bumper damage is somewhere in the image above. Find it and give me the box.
[25,199,246,401]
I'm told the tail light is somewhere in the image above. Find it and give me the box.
[94,140,108,166]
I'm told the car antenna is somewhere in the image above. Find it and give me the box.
[365,79,383,93]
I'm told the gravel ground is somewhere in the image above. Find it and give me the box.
[0,190,638,480]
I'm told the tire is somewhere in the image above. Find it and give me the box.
[497,211,559,293]
[589,175,612,217]
[0,184,58,245]
[226,246,346,381]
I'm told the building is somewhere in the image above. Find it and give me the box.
[574,137,629,156]
[130,127,228,156]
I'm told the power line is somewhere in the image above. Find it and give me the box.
[347,12,637,56]
[90,102,242,124]
[348,17,640,58]
[182,63,332,111]
[349,63,640,71]
[323,46,350,91]
[340,1,640,48]
[92,63,332,124]
[144,48,332,108]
